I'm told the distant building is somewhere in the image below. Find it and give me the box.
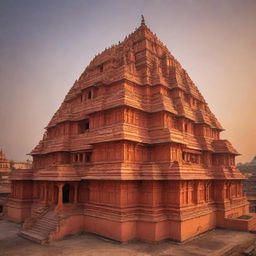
[241,156,256,212]
[0,150,31,216]
[13,160,32,170]
[0,150,32,183]
[0,149,11,216]
[0,149,11,183]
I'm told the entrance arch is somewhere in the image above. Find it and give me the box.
[62,183,70,203]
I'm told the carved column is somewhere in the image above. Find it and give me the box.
[57,182,64,208]
[44,182,48,205]
[11,183,14,198]
[194,181,200,204]
[74,183,78,204]
[51,182,54,203]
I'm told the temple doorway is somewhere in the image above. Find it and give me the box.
[62,183,70,203]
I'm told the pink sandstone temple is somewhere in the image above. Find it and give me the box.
[7,17,256,243]
[0,149,11,183]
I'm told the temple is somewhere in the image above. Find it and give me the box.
[0,149,11,183]
[7,17,256,244]
[0,149,11,215]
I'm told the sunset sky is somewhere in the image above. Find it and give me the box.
[0,0,255,163]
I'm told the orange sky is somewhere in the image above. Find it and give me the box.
[0,0,255,163]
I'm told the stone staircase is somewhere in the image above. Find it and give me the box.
[20,211,58,244]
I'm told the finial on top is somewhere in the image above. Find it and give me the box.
[141,15,145,26]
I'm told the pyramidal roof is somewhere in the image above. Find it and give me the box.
[31,17,232,156]
[0,149,6,160]
[47,17,222,130]
[0,148,10,162]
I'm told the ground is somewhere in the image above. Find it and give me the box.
[0,219,256,256]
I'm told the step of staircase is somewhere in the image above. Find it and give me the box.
[19,230,47,244]
[33,222,56,231]
[20,211,58,244]
[34,219,56,225]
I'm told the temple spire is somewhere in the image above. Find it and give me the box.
[141,15,145,26]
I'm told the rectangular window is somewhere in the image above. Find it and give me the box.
[79,119,90,134]
[88,90,93,99]
[86,152,92,162]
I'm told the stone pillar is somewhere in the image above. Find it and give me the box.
[74,183,78,204]
[51,183,54,203]
[57,182,64,208]
[44,182,48,205]
[11,183,14,198]
[188,181,192,204]
[228,182,232,200]
[195,181,200,204]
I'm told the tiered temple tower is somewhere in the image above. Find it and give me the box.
[7,17,256,243]
[0,149,11,183]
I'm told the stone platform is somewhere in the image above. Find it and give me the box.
[1,219,256,256]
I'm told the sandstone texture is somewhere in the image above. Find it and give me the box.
[7,17,256,243]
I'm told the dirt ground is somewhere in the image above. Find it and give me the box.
[0,219,256,256]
